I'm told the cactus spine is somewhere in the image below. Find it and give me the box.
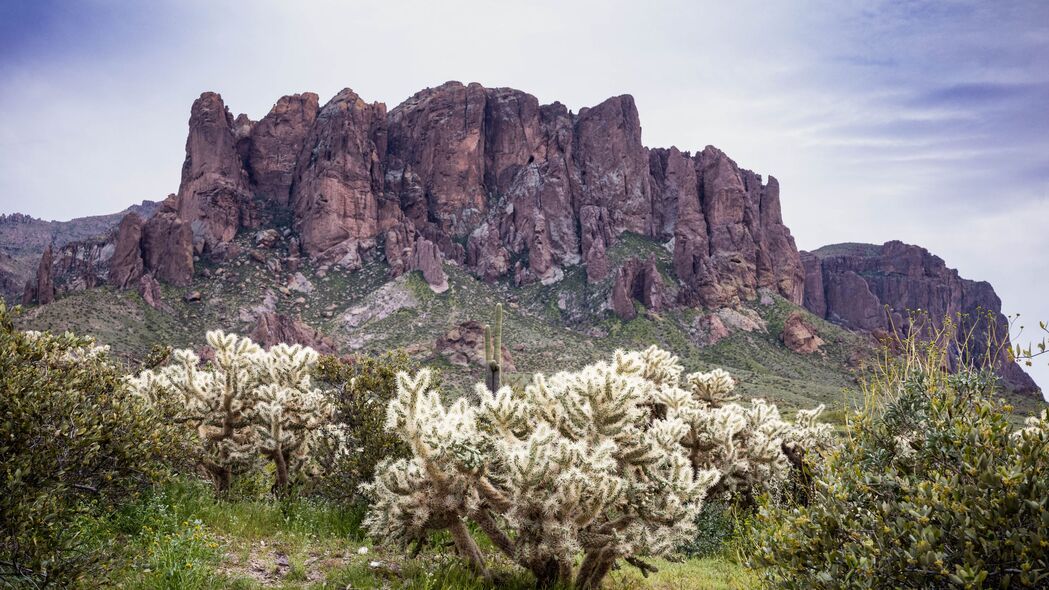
[483,304,504,393]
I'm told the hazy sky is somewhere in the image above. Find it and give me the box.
[2,0,1048,393]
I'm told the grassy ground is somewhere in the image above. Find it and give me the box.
[82,478,757,590]
[17,233,1044,423]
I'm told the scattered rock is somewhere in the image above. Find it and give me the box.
[286,272,314,294]
[339,277,417,329]
[184,290,202,303]
[435,320,516,371]
[238,290,278,322]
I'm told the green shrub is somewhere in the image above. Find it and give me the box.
[748,335,1049,588]
[678,501,736,559]
[0,303,187,587]
[313,352,415,502]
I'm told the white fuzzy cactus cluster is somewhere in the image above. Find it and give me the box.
[364,345,830,589]
[127,331,336,493]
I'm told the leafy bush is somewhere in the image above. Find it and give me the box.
[677,502,736,559]
[0,303,186,587]
[748,339,1049,588]
[127,332,338,495]
[313,352,414,502]
[364,346,829,589]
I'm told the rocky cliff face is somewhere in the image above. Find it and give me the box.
[102,82,805,308]
[0,201,158,302]
[802,241,1038,394]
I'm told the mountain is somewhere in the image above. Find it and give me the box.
[0,201,159,302]
[801,242,1038,393]
[11,82,1041,406]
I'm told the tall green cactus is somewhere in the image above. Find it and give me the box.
[483,304,504,393]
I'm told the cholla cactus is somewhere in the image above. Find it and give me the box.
[127,331,335,493]
[364,345,829,588]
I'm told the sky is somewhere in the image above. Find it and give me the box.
[1,0,1048,394]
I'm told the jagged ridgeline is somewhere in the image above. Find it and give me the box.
[8,81,1040,405]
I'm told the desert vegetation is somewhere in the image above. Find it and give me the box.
[2,301,1047,589]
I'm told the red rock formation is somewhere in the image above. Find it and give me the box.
[57,83,803,318]
[22,245,54,304]
[138,273,167,310]
[386,82,489,244]
[780,311,824,354]
[409,238,448,293]
[649,146,804,307]
[175,92,253,254]
[610,257,667,320]
[249,93,320,206]
[109,213,146,288]
[802,241,1038,395]
[141,209,194,286]
[290,88,392,266]
[250,311,337,354]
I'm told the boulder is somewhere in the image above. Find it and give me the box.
[138,273,168,311]
[780,312,824,354]
[250,311,336,354]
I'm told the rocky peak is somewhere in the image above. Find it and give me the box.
[802,241,1038,395]
[176,92,254,254]
[248,92,320,206]
[290,88,391,266]
[22,83,807,319]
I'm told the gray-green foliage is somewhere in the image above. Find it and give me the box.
[313,352,414,502]
[0,303,186,587]
[749,365,1049,589]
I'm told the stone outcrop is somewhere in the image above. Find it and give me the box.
[250,311,337,354]
[0,201,159,303]
[175,92,254,254]
[780,311,824,354]
[249,93,320,206]
[108,213,146,288]
[435,320,515,371]
[22,245,54,305]
[290,88,393,266]
[408,238,448,293]
[141,205,194,286]
[610,257,667,320]
[48,83,805,314]
[651,146,805,307]
[802,241,1038,394]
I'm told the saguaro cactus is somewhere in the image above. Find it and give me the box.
[483,304,504,393]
